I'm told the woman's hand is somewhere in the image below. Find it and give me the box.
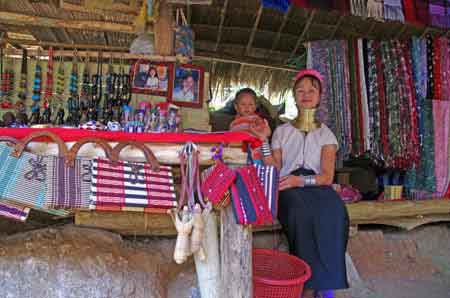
[249,119,271,141]
[279,175,303,191]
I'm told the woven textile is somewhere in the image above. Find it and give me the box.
[0,143,49,208]
[307,40,353,160]
[46,157,92,209]
[254,164,279,220]
[201,161,235,208]
[89,158,176,212]
[230,166,273,226]
[368,0,384,19]
[384,0,405,21]
[0,201,30,222]
[432,100,450,196]
[429,0,448,28]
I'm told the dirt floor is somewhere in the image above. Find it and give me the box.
[335,223,450,298]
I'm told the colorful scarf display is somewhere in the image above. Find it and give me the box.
[307,35,450,198]
[307,40,353,161]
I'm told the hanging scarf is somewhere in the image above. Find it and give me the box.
[348,39,362,155]
[429,0,447,28]
[441,37,450,100]
[383,0,405,22]
[415,0,430,25]
[404,37,436,197]
[432,36,442,100]
[426,35,434,100]
[367,0,384,19]
[432,100,450,196]
[260,0,291,12]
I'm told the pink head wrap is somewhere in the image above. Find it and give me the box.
[293,69,324,85]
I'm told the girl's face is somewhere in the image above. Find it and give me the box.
[149,69,156,77]
[234,93,257,117]
[294,77,321,109]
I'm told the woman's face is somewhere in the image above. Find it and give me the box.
[234,93,257,117]
[294,77,320,109]
[149,69,157,77]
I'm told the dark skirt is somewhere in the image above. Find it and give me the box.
[278,168,349,291]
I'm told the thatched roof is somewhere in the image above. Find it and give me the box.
[0,0,448,100]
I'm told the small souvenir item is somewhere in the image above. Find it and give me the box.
[55,107,65,125]
[2,112,15,127]
[107,121,121,131]
[41,100,52,124]
[15,112,28,127]
[87,101,98,122]
[145,106,159,132]
[30,104,40,125]
[80,120,106,131]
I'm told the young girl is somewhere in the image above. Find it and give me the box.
[229,88,270,164]
[145,67,159,89]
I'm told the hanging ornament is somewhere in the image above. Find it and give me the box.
[31,53,42,105]
[17,48,28,104]
[55,54,65,99]
[0,48,14,109]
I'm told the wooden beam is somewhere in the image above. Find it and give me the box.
[289,9,316,59]
[347,199,450,222]
[395,24,407,39]
[75,211,177,236]
[420,27,430,39]
[214,0,229,52]
[60,29,73,44]
[270,5,292,53]
[329,14,344,39]
[0,11,141,34]
[353,214,450,231]
[220,205,252,298]
[59,0,139,15]
[195,50,298,72]
[4,40,129,51]
[245,5,263,56]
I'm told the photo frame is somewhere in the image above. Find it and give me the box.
[131,60,174,97]
[169,64,204,108]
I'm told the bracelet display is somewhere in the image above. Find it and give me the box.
[260,140,272,157]
[302,175,317,186]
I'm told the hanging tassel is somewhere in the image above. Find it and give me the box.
[44,47,54,101]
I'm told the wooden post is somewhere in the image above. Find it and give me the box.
[154,0,174,56]
[220,205,253,298]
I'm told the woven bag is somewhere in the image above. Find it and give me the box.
[201,161,235,209]
[90,141,177,213]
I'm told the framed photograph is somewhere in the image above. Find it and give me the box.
[170,64,204,108]
[131,60,174,97]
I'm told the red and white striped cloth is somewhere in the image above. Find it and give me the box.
[89,158,177,213]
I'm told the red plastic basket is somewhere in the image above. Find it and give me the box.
[253,248,311,298]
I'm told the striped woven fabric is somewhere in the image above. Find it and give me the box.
[89,158,177,212]
[0,143,49,208]
[46,157,92,209]
[201,161,235,209]
[0,201,30,222]
[254,164,279,221]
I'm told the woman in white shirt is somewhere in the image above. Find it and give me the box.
[252,69,349,298]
